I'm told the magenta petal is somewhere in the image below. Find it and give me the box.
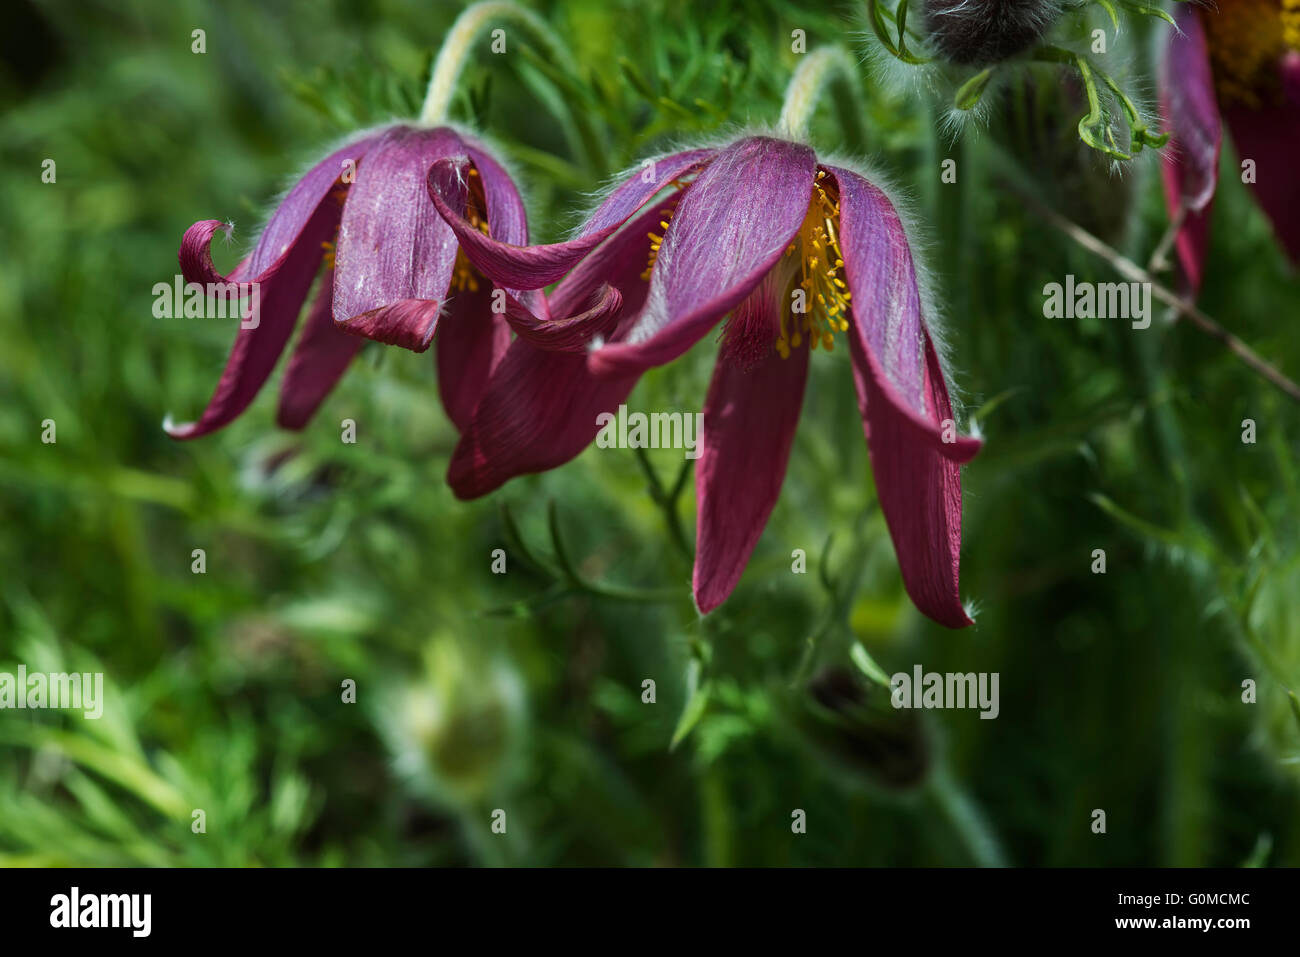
[1285,50,1300,106]
[277,269,364,430]
[466,140,529,247]
[502,284,622,352]
[447,342,639,498]
[466,139,546,319]
[828,164,979,630]
[166,198,341,440]
[180,135,377,288]
[428,148,713,292]
[589,136,817,378]
[693,342,809,614]
[1222,57,1300,266]
[1160,6,1222,292]
[444,199,679,496]
[167,136,378,439]
[179,221,249,286]
[333,125,466,351]
[436,283,512,433]
[428,157,612,291]
[546,196,681,322]
[581,148,717,234]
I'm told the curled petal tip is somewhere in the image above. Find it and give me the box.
[335,300,441,353]
[162,413,198,440]
[692,590,721,616]
[503,283,622,352]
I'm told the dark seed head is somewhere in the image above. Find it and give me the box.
[920,0,1063,67]
[794,667,932,792]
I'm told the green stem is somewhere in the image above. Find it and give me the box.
[777,46,866,143]
[547,500,681,603]
[927,761,1008,867]
[633,447,693,560]
[421,1,574,125]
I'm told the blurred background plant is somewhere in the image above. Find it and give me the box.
[0,0,1297,866]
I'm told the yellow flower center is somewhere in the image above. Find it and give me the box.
[1203,0,1300,108]
[640,179,692,281]
[775,171,851,359]
[451,167,490,293]
[644,171,852,366]
[320,185,350,270]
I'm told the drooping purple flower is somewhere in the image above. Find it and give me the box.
[167,124,616,439]
[1161,2,1300,293]
[430,136,982,629]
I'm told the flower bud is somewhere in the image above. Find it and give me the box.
[919,0,1063,67]
[787,666,932,792]
[377,635,525,807]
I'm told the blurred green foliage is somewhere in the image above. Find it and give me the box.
[0,0,1297,866]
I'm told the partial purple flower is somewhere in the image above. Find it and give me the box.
[1161,2,1300,294]
[167,124,544,439]
[432,136,982,629]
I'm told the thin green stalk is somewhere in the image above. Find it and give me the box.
[422,2,570,124]
[778,45,867,144]
[633,447,693,560]
[420,1,601,170]
[926,762,1008,867]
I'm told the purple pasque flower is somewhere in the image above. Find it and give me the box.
[431,135,982,629]
[168,124,617,439]
[1160,2,1300,294]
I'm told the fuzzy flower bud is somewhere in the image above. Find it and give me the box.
[919,0,1064,66]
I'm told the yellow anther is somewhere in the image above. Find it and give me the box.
[773,175,852,360]
[451,165,492,293]
[1203,0,1296,107]
[640,189,686,281]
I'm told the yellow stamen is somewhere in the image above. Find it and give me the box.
[639,178,695,280]
[320,182,351,270]
[775,170,852,359]
[451,167,490,293]
[1203,0,1299,108]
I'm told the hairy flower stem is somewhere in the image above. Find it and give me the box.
[926,762,1008,867]
[777,45,867,147]
[422,1,571,124]
[420,1,602,171]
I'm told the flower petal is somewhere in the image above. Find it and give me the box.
[589,136,817,378]
[501,284,622,352]
[333,125,466,351]
[180,134,377,287]
[178,221,249,286]
[167,200,340,439]
[427,148,714,291]
[276,268,364,430]
[693,335,809,615]
[446,347,639,500]
[827,164,979,629]
[466,140,529,246]
[1160,6,1222,292]
[444,197,677,497]
[1222,53,1300,266]
[436,282,512,433]
[465,138,546,321]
